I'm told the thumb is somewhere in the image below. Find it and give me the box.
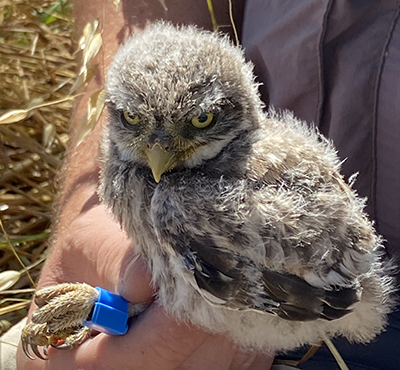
[116,250,155,304]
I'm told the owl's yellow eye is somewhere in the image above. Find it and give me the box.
[191,112,214,128]
[123,111,140,125]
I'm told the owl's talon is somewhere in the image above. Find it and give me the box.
[21,338,36,360]
[20,329,48,360]
[52,342,73,350]
[30,344,48,360]
[21,283,98,359]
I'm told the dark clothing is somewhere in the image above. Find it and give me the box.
[242,0,400,265]
[242,1,400,369]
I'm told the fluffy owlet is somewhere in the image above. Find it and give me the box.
[22,22,394,359]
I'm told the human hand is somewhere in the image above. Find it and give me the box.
[16,196,274,370]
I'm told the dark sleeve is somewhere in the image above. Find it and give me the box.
[241,2,400,368]
[242,0,400,267]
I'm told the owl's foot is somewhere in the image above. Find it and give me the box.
[21,283,98,359]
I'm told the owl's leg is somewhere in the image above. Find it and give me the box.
[21,283,98,359]
[21,283,150,359]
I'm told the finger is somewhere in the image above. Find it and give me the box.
[183,334,236,370]
[38,204,154,303]
[230,350,274,370]
[37,203,133,288]
[116,250,154,303]
[84,304,210,370]
[184,335,275,370]
[31,304,210,370]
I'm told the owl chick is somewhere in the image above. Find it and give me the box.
[99,22,394,353]
[22,22,394,358]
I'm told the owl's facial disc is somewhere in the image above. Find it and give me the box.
[140,112,216,182]
[145,143,176,183]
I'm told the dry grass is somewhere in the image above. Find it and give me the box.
[0,0,76,335]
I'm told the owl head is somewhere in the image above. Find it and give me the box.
[106,22,263,182]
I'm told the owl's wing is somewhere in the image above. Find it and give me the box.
[168,233,360,321]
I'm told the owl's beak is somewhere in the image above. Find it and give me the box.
[145,144,176,183]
